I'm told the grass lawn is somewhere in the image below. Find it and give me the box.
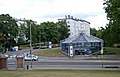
[0,70,120,77]
[93,47,120,55]
[104,47,120,55]
[32,48,66,57]
[33,47,120,57]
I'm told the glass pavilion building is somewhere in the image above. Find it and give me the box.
[59,15,103,56]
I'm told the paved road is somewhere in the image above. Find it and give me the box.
[5,49,120,70]
[25,58,120,70]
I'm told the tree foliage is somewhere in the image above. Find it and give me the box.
[38,22,60,44]
[32,21,69,44]
[0,14,18,48]
[90,28,97,36]
[103,0,120,46]
[0,14,69,48]
[92,0,120,47]
[57,20,69,40]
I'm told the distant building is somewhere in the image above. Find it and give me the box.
[59,15,103,57]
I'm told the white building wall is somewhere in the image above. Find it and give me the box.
[65,16,90,37]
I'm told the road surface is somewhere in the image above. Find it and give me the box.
[5,49,120,70]
[25,58,120,70]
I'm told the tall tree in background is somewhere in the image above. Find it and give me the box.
[57,20,69,40]
[37,21,69,44]
[26,20,38,44]
[90,28,97,36]
[38,22,60,44]
[103,0,120,46]
[18,22,28,44]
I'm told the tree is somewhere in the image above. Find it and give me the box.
[103,0,120,46]
[38,22,60,44]
[25,20,38,44]
[56,20,69,40]
[18,22,28,44]
[90,28,97,36]
[0,14,18,48]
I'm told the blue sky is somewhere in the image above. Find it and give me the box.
[0,0,108,29]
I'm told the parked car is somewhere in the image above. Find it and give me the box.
[24,55,38,61]
[52,44,59,48]
[40,46,48,49]
[33,46,40,49]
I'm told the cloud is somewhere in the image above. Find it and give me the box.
[86,14,108,29]
[0,0,107,29]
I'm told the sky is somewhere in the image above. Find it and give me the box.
[0,0,108,29]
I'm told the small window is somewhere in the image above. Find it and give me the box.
[67,25,70,27]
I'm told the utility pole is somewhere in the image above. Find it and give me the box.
[29,21,32,69]
[14,18,36,69]
[28,20,37,69]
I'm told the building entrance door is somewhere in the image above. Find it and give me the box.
[75,50,85,55]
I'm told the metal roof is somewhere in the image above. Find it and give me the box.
[62,33,103,43]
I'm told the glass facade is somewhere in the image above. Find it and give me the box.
[61,41,102,55]
[61,34,103,55]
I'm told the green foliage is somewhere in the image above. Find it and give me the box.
[0,14,69,48]
[38,21,60,43]
[0,14,18,48]
[92,0,120,47]
[0,14,18,37]
[0,33,6,43]
[90,28,97,36]
[103,0,120,46]
[57,20,69,40]
[37,21,69,44]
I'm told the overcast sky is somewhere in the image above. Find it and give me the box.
[0,0,108,29]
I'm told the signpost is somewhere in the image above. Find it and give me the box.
[49,42,52,56]
[69,45,73,58]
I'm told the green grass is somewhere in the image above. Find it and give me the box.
[32,48,66,57]
[93,47,120,55]
[0,70,120,77]
[104,47,120,55]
